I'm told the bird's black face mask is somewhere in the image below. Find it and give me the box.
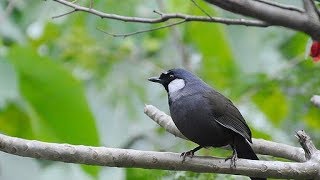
[148,71,177,92]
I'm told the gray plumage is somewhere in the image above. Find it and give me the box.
[149,68,266,180]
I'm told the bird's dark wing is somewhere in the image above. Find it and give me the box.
[203,90,252,143]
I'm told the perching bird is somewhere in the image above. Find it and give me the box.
[149,68,265,180]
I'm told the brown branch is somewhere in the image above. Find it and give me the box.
[50,0,268,27]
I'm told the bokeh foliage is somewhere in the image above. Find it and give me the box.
[0,0,319,179]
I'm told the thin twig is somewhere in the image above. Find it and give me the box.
[97,20,186,38]
[190,0,213,19]
[153,10,163,17]
[52,9,77,19]
[51,0,269,27]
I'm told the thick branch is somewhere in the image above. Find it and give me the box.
[255,0,304,13]
[51,0,268,27]
[251,138,306,162]
[0,133,318,179]
[144,104,306,162]
[204,0,320,39]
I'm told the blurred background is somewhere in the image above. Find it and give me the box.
[0,0,319,179]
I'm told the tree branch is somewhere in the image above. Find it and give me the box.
[0,105,318,178]
[0,133,318,179]
[144,104,306,162]
[50,0,268,27]
[49,0,320,39]
[52,9,77,19]
[204,0,320,40]
[97,20,187,38]
[303,0,320,20]
[255,0,304,13]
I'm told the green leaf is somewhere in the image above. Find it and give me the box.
[0,103,34,138]
[304,106,320,129]
[279,32,308,59]
[252,85,288,125]
[251,128,271,140]
[126,168,168,180]
[184,3,240,93]
[8,46,100,176]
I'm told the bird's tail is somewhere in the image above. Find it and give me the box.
[234,135,266,180]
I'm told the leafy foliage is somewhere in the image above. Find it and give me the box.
[8,46,100,176]
[9,46,99,146]
[0,103,33,138]
[252,84,289,125]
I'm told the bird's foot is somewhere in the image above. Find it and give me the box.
[180,150,194,162]
[225,153,237,168]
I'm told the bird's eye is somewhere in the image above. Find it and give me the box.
[170,74,174,78]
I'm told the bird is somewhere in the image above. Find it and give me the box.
[148,68,266,180]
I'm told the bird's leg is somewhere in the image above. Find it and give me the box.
[180,146,202,162]
[225,145,237,168]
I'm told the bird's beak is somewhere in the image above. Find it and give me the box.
[148,77,162,84]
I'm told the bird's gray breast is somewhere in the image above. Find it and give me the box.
[169,92,233,147]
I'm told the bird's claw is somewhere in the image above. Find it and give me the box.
[225,154,237,168]
[180,150,194,162]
